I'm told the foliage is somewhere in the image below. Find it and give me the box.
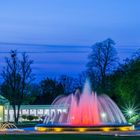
[39,78,64,104]
[128,114,140,124]
[108,52,140,106]
[27,115,35,121]
[26,84,41,105]
[21,115,39,121]
[21,115,27,120]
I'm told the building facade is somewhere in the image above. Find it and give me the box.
[0,95,9,122]
[4,105,68,122]
[0,95,68,122]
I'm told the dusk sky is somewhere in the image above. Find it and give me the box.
[0,0,140,81]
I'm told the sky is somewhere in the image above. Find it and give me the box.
[0,0,140,81]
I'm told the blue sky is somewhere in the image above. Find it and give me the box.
[0,0,140,81]
[0,0,140,45]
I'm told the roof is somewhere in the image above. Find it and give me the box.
[0,95,9,105]
[8,105,69,110]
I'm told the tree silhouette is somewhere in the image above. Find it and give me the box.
[87,38,118,92]
[1,50,34,123]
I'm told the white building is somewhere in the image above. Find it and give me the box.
[0,95,68,122]
[4,105,68,122]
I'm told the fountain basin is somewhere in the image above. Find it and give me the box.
[35,123,134,132]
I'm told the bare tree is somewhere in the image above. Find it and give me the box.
[1,50,34,123]
[87,38,118,91]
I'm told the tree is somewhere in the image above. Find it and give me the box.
[39,78,64,104]
[115,56,140,105]
[107,49,140,107]
[1,50,34,123]
[26,84,41,105]
[87,38,118,92]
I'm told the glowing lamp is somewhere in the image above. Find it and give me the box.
[36,127,48,132]
[78,128,86,132]
[54,128,62,132]
[101,113,106,118]
[128,110,133,116]
[102,127,110,132]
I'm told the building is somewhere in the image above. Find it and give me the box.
[0,95,9,122]
[0,95,68,122]
[4,105,68,122]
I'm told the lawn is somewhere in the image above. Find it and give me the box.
[0,134,139,140]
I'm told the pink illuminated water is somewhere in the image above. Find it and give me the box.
[44,80,126,125]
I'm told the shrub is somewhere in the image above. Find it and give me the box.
[27,115,34,121]
[21,115,27,120]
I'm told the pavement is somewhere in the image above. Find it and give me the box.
[0,130,140,137]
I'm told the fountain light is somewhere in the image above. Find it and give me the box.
[78,128,86,132]
[128,110,133,116]
[54,128,63,132]
[0,122,18,132]
[102,127,110,131]
[101,113,106,118]
[124,108,135,117]
[122,102,139,118]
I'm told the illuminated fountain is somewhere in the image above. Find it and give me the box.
[36,80,134,132]
[0,123,17,131]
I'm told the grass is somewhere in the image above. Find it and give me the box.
[15,121,38,128]
[0,134,139,140]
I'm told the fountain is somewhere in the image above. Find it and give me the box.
[35,80,134,132]
[0,122,18,131]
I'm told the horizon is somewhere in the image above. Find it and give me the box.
[0,42,139,82]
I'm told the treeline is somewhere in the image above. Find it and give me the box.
[0,38,140,123]
[108,53,140,106]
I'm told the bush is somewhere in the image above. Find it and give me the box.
[34,116,39,120]
[21,115,39,121]
[27,115,35,121]
[21,115,27,120]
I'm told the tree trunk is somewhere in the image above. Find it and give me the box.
[16,104,21,123]
[13,104,20,123]
[13,105,17,123]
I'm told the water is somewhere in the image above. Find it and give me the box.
[22,127,35,131]
[44,80,126,126]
